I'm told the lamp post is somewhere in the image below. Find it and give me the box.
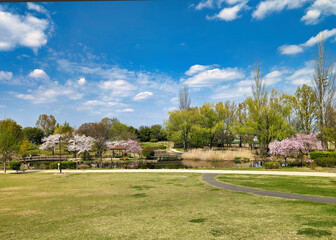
[59,136,62,174]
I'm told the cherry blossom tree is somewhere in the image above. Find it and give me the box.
[68,134,94,160]
[125,139,142,155]
[269,133,324,164]
[40,134,62,155]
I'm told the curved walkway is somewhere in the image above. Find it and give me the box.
[202,173,336,204]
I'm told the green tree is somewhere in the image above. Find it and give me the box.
[22,127,44,145]
[36,114,57,136]
[137,126,152,142]
[0,119,23,173]
[19,139,33,158]
[290,84,317,133]
[109,121,137,140]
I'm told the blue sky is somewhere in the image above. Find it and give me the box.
[1,0,336,128]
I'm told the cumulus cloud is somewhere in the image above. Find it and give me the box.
[99,79,136,97]
[28,69,49,79]
[83,100,118,106]
[16,83,83,104]
[116,108,134,113]
[252,0,308,19]
[279,28,336,55]
[182,64,244,87]
[0,71,13,83]
[78,77,86,85]
[27,3,49,15]
[301,0,336,25]
[264,70,283,86]
[286,61,314,85]
[207,1,248,21]
[0,7,50,51]
[133,91,153,101]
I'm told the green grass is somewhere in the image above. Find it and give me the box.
[1,173,336,239]
[217,174,336,197]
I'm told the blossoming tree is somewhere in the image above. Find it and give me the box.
[39,134,62,155]
[269,133,324,164]
[68,134,94,160]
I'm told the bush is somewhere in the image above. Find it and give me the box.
[265,162,280,169]
[9,161,22,172]
[287,161,306,167]
[48,161,76,169]
[142,146,155,159]
[150,139,158,142]
[310,151,336,160]
[314,157,336,168]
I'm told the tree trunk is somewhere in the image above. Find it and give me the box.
[4,161,6,174]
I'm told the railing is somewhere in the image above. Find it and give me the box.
[16,156,68,162]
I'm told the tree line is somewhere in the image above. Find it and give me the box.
[165,39,336,155]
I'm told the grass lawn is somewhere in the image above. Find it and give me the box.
[218,174,336,198]
[1,173,336,239]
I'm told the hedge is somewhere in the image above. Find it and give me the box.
[49,161,76,169]
[310,151,336,160]
[265,162,280,169]
[314,157,336,168]
[9,161,22,171]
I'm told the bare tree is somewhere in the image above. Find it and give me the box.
[312,38,336,146]
[251,63,266,107]
[178,85,191,110]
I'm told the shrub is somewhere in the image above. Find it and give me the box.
[265,162,280,169]
[310,151,336,160]
[150,139,158,142]
[142,146,155,159]
[9,161,22,172]
[49,161,76,169]
[287,161,306,167]
[314,157,336,168]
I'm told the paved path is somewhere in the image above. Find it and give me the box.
[3,169,336,177]
[202,173,336,204]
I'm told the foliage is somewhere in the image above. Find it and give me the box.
[0,119,23,172]
[265,162,280,169]
[9,161,22,171]
[19,139,33,158]
[150,139,158,142]
[67,134,94,156]
[40,134,62,154]
[36,114,57,136]
[49,161,76,169]
[310,151,336,160]
[314,157,336,167]
[109,120,137,140]
[22,127,44,145]
[269,133,324,161]
[142,146,154,159]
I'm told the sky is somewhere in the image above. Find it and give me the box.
[0,0,336,128]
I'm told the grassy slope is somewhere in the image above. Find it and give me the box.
[218,174,336,197]
[0,173,335,239]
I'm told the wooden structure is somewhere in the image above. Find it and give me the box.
[154,151,182,160]
[15,155,68,162]
[111,146,127,158]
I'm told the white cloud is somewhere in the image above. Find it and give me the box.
[133,91,153,101]
[278,45,304,55]
[99,79,136,97]
[27,3,49,15]
[286,61,314,85]
[195,0,246,10]
[252,0,309,19]
[207,1,248,21]
[28,69,49,79]
[279,28,336,55]
[16,83,82,104]
[84,100,118,107]
[212,85,252,99]
[0,8,49,51]
[78,77,86,85]
[185,64,212,76]
[0,71,13,83]
[301,0,336,25]
[264,70,283,85]
[182,65,244,87]
[116,108,134,113]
